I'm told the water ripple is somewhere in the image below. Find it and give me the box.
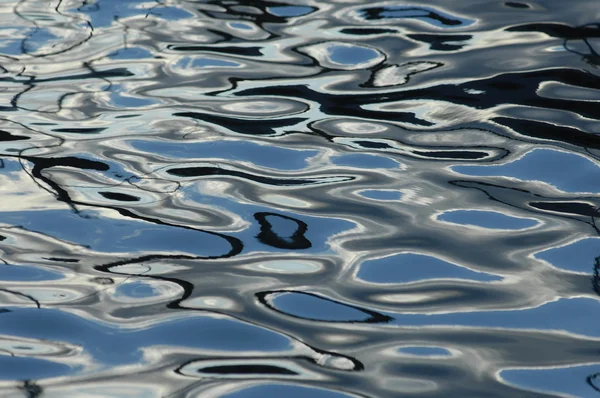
[1,0,600,397]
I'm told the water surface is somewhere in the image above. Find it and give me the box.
[1,0,600,397]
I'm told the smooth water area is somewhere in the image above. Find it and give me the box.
[1,0,600,397]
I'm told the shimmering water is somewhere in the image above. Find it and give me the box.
[1,0,600,397]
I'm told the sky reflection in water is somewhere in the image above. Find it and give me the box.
[1,0,600,397]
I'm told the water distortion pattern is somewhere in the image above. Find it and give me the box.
[1,1,600,397]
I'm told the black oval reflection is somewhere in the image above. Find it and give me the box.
[52,128,106,134]
[505,2,530,9]
[98,191,141,202]
[176,353,363,378]
[353,140,392,149]
[201,364,297,376]
[257,290,393,324]
[0,130,29,141]
[587,372,600,393]
[530,201,600,217]
[359,6,465,26]
[413,150,490,160]
[42,257,79,263]
[341,28,397,35]
[176,358,302,379]
[255,212,312,250]
[407,34,471,51]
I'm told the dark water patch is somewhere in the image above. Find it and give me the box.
[506,22,600,40]
[98,191,141,202]
[340,28,398,36]
[194,364,297,375]
[407,34,472,51]
[357,5,474,27]
[352,140,392,150]
[0,130,29,141]
[42,257,79,263]
[494,117,600,149]
[529,201,600,217]
[505,2,531,9]
[174,111,307,136]
[175,357,334,379]
[51,128,107,134]
[168,45,264,56]
[412,150,490,160]
[255,212,312,250]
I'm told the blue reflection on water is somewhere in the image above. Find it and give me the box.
[357,253,501,284]
[75,0,149,27]
[0,356,75,380]
[0,158,27,173]
[393,298,600,337]
[535,238,600,273]
[108,47,153,60]
[327,44,382,67]
[230,22,253,31]
[131,139,317,171]
[269,292,373,322]
[398,346,452,356]
[223,384,357,398]
[149,7,194,21]
[501,364,600,398]
[453,149,600,193]
[0,308,293,366]
[0,264,64,282]
[1,0,599,395]
[0,209,233,257]
[109,84,158,108]
[26,29,58,53]
[75,0,192,27]
[438,210,539,230]
[115,281,158,298]
[0,39,23,56]
[267,6,315,17]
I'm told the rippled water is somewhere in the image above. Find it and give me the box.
[2,0,600,397]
